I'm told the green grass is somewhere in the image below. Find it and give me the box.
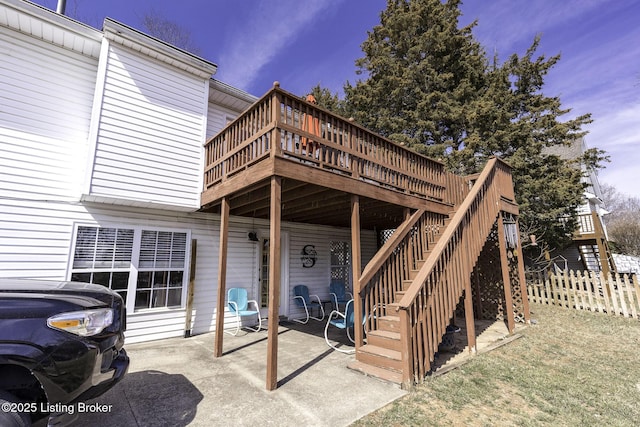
[353,304,640,426]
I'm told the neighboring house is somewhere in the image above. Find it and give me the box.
[1,0,529,389]
[544,137,616,277]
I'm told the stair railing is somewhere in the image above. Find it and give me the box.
[358,209,447,337]
[396,157,515,385]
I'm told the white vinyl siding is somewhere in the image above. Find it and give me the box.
[0,26,98,200]
[88,44,208,209]
[206,103,239,139]
[0,195,377,342]
[286,226,376,321]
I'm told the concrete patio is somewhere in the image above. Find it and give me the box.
[65,316,523,426]
[72,320,407,427]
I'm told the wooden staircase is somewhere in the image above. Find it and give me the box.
[349,211,450,384]
[349,158,522,387]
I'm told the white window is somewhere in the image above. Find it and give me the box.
[69,225,190,313]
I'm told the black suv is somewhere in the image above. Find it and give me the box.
[0,279,129,426]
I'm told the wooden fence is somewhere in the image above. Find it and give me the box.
[527,270,640,319]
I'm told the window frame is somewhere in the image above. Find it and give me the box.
[68,223,192,315]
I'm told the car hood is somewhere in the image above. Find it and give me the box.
[0,279,119,307]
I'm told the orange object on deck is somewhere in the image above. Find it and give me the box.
[302,95,320,152]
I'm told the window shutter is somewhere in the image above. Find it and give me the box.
[139,230,187,269]
[73,226,133,269]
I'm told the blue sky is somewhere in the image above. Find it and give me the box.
[31,0,640,199]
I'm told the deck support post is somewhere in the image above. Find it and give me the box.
[497,214,516,334]
[515,218,531,323]
[214,197,230,357]
[351,195,363,348]
[266,176,282,391]
[463,234,477,354]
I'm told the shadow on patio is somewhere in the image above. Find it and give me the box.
[75,320,405,427]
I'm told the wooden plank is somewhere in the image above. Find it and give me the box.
[613,273,628,317]
[213,197,230,357]
[567,270,578,310]
[399,308,413,389]
[548,272,557,306]
[515,219,531,322]
[351,195,364,347]
[624,274,638,319]
[497,215,515,333]
[634,275,640,319]
[183,239,197,337]
[273,158,450,213]
[201,158,275,207]
[605,271,620,315]
[578,270,592,312]
[266,176,281,391]
[561,270,570,308]
[595,271,612,315]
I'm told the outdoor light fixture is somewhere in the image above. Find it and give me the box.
[248,232,259,242]
[529,234,537,246]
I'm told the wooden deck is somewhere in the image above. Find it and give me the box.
[573,211,616,276]
[201,83,468,229]
[202,83,529,390]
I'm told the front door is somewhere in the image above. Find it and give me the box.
[258,234,289,316]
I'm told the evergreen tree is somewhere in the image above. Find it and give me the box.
[322,0,603,254]
[308,84,347,115]
[344,0,487,163]
[477,38,594,252]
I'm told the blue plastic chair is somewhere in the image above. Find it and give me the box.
[225,288,262,336]
[292,285,325,324]
[329,280,353,313]
[324,299,356,353]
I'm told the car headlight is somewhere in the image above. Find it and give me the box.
[47,308,114,336]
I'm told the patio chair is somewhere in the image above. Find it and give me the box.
[324,299,356,354]
[225,288,262,336]
[329,280,353,313]
[292,284,325,324]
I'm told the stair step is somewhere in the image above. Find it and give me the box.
[347,360,403,385]
[367,329,402,352]
[402,279,412,290]
[409,269,419,280]
[378,315,400,332]
[386,302,400,311]
[394,291,405,301]
[357,344,403,371]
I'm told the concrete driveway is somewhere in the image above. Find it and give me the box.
[73,321,407,427]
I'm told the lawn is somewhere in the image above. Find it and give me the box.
[353,303,640,426]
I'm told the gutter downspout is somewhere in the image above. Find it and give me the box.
[56,0,66,15]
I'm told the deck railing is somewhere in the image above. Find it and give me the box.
[576,212,596,235]
[204,84,449,202]
[396,158,515,384]
[358,209,447,334]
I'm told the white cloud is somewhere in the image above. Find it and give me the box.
[461,0,640,198]
[586,103,640,198]
[216,0,339,91]
[462,0,611,55]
